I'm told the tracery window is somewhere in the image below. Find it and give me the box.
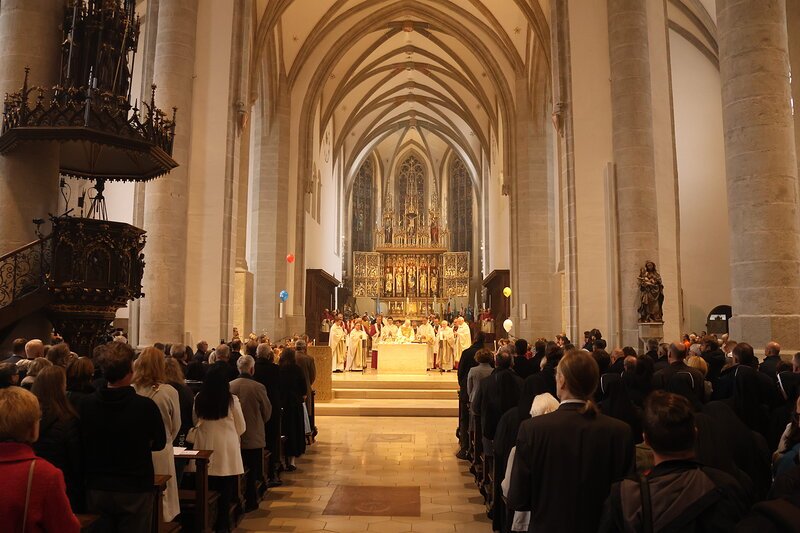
[448,157,473,253]
[351,158,374,252]
[396,154,425,217]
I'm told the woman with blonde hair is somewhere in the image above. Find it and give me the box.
[686,355,713,402]
[0,387,80,531]
[133,347,181,522]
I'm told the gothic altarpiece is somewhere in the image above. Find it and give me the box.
[351,154,470,318]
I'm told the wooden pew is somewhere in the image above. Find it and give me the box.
[175,449,214,533]
[153,475,181,533]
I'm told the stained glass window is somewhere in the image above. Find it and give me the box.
[397,154,425,217]
[448,157,473,253]
[351,158,374,252]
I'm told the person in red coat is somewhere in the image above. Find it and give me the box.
[0,386,80,532]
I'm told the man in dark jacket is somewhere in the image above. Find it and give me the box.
[456,333,484,459]
[253,343,282,486]
[652,342,706,408]
[294,340,317,437]
[79,342,166,532]
[209,344,238,382]
[508,350,633,532]
[231,355,272,510]
[600,391,751,532]
[759,341,783,381]
[701,335,727,384]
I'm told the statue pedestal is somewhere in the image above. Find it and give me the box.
[638,322,664,349]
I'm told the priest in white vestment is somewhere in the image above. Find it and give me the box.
[381,317,398,344]
[346,323,368,371]
[438,320,456,371]
[329,319,347,372]
[454,317,472,366]
[416,316,436,370]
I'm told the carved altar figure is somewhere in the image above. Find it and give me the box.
[407,266,416,293]
[384,215,393,244]
[430,213,440,245]
[420,270,428,295]
[385,268,393,294]
[638,261,664,322]
[430,270,438,294]
[395,267,404,296]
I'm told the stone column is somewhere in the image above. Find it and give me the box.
[139,0,198,345]
[0,0,62,255]
[233,118,254,335]
[717,0,800,348]
[787,0,800,180]
[607,0,660,347]
[250,84,290,338]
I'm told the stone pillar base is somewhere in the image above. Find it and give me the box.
[729,315,800,354]
[233,268,254,335]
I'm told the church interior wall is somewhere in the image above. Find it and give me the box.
[486,109,510,274]
[669,29,732,334]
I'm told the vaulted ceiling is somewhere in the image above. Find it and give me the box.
[252,0,552,192]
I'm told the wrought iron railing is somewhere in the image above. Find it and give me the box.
[0,236,52,308]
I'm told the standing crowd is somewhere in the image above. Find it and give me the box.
[456,329,800,532]
[0,333,318,533]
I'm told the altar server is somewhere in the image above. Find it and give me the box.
[369,315,384,369]
[454,317,472,364]
[416,316,437,370]
[329,319,347,372]
[346,323,368,371]
[438,320,456,371]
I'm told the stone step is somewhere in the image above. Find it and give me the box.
[315,398,459,417]
[333,388,458,400]
[332,377,459,390]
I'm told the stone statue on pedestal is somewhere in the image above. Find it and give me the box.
[638,260,664,322]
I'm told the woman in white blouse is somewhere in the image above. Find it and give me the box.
[132,347,181,522]
[191,365,246,532]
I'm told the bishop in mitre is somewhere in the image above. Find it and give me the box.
[416,315,436,370]
[438,320,456,371]
[454,316,472,364]
[398,319,415,343]
[329,318,347,372]
[346,322,368,371]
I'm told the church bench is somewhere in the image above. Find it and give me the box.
[153,474,182,533]
[175,449,214,533]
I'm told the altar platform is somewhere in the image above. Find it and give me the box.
[315,369,459,417]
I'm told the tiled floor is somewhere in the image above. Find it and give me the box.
[235,416,492,532]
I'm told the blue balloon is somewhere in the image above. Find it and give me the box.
[279,290,289,302]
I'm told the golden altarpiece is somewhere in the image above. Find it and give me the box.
[351,159,470,318]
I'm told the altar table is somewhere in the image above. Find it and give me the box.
[377,343,428,374]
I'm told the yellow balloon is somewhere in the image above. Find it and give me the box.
[503,287,512,298]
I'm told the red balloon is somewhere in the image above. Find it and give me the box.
[286,253,295,264]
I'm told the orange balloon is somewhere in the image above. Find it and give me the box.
[287,253,295,264]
